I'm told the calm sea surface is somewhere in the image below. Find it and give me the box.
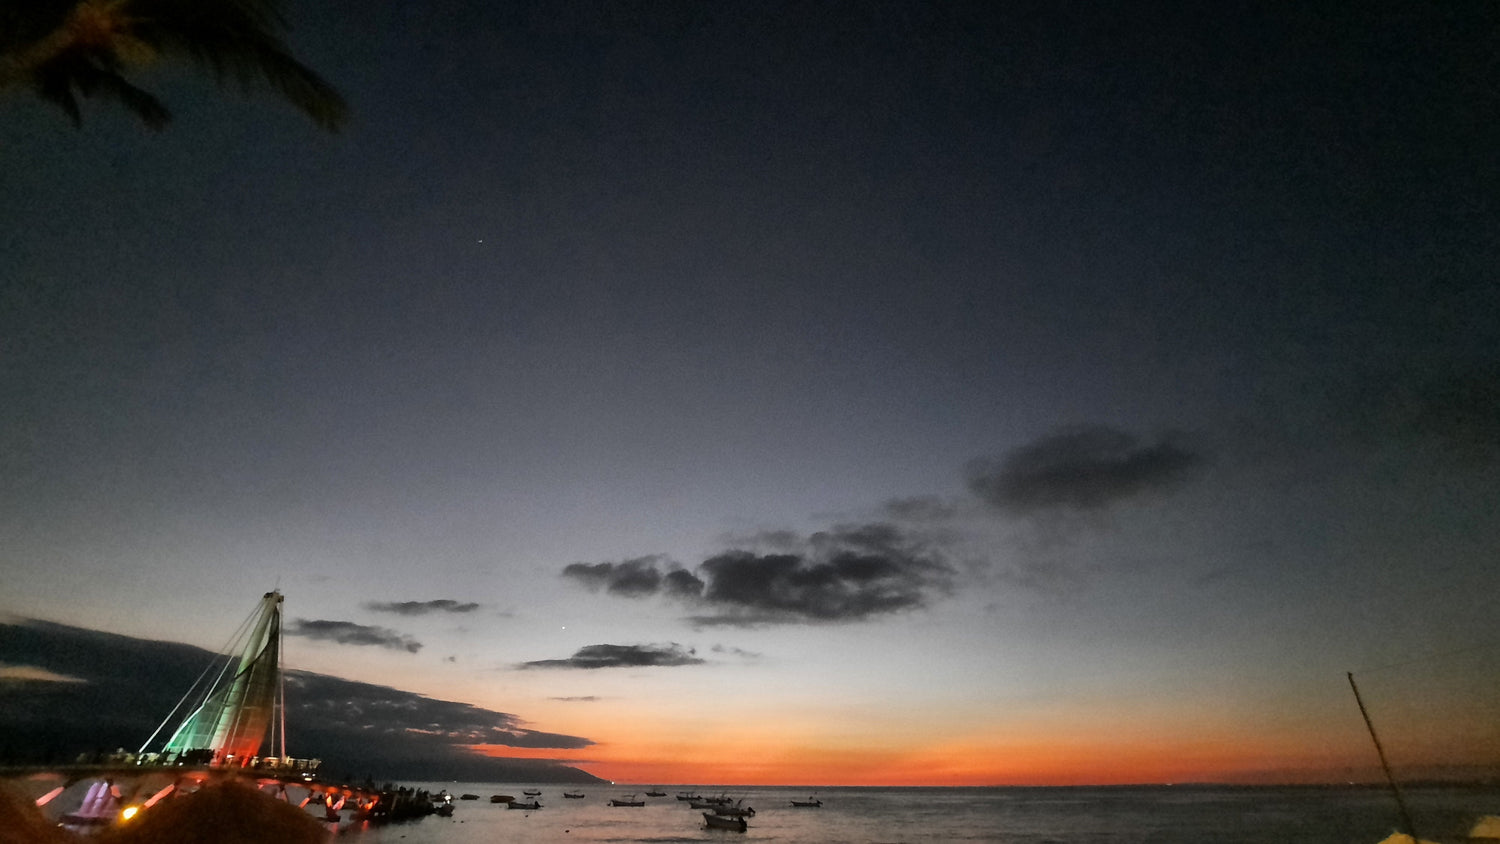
[327,783,1499,843]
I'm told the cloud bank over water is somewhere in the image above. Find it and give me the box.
[0,619,599,782]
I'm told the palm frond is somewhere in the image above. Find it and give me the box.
[30,45,172,128]
[30,59,85,126]
[124,0,348,130]
[2,0,345,132]
[83,62,172,128]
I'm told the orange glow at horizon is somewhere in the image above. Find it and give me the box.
[464,729,1398,787]
[457,673,1500,788]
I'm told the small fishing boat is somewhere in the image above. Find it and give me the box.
[703,812,747,831]
[713,800,755,817]
[676,791,702,801]
[506,799,541,810]
[645,789,667,797]
[609,794,645,807]
[459,794,480,801]
[790,796,822,807]
[523,789,542,796]
[489,795,513,804]
[563,791,585,799]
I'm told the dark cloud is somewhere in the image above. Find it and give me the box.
[697,550,930,624]
[561,556,680,597]
[284,673,590,748]
[550,696,601,702]
[517,643,703,670]
[363,599,481,615]
[285,619,422,653]
[663,568,707,597]
[967,426,1202,513]
[710,645,761,660]
[562,556,705,598]
[0,619,600,782]
[561,523,952,626]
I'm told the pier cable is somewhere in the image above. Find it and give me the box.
[137,600,262,753]
[276,607,287,760]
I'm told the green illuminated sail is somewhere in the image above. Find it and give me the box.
[159,591,283,764]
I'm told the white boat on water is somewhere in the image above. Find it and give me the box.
[712,799,755,817]
[703,811,747,831]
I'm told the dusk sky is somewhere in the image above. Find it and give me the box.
[2,0,1497,786]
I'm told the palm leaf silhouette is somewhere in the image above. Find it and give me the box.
[1,0,346,131]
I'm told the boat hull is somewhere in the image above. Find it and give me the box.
[703,812,747,831]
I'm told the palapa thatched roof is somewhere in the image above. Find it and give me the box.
[97,778,326,844]
[0,783,75,844]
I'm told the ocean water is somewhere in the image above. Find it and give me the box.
[327,783,1500,843]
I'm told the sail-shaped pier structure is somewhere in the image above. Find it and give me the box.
[141,590,299,770]
[12,590,345,830]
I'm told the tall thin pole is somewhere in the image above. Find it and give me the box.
[277,597,287,760]
[1348,671,1418,839]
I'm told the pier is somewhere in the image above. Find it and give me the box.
[2,591,444,830]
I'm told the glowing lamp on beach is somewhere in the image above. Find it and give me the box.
[120,805,141,821]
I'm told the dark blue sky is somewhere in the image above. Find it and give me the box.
[2,0,1497,784]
